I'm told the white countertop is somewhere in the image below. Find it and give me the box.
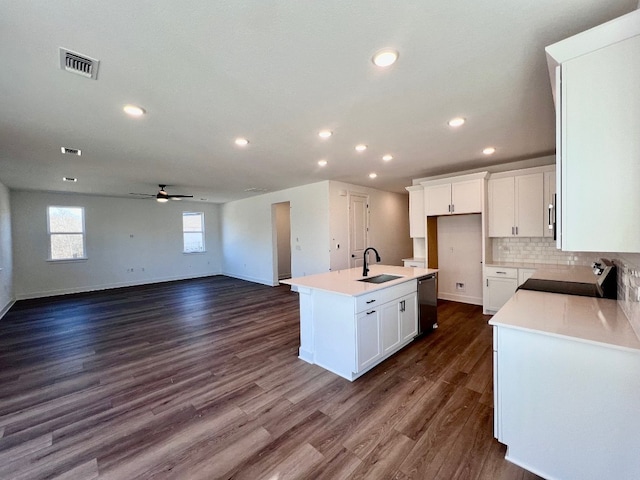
[281,264,438,297]
[489,290,640,352]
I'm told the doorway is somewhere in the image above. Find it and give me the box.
[272,202,292,283]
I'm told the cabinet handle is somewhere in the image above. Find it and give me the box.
[400,300,406,312]
[366,299,376,304]
[448,204,451,213]
[496,271,507,274]
[511,226,515,235]
[548,204,553,228]
[366,310,376,315]
[486,279,489,287]
[515,226,518,235]
[451,204,454,213]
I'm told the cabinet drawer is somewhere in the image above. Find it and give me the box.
[355,280,417,313]
[403,260,425,268]
[485,266,518,279]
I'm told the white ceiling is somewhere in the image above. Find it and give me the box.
[0,1,637,203]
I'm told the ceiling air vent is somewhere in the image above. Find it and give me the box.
[59,48,100,80]
[61,147,82,156]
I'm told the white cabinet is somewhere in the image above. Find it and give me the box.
[484,266,518,313]
[425,179,482,216]
[403,259,425,268]
[307,279,418,381]
[406,186,425,238]
[546,10,640,252]
[399,292,418,342]
[488,173,543,237]
[517,268,535,286]
[493,324,640,479]
[356,309,382,372]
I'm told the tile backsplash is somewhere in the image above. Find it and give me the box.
[491,237,610,266]
[492,238,640,339]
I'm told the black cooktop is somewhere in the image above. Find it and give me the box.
[518,278,601,298]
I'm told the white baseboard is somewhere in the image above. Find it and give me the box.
[0,298,16,320]
[15,272,224,300]
[222,271,276,287]
[438,292,483,306]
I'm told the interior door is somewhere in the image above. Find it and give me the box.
[349,193,369,269]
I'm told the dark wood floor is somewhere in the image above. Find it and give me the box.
[0,276,542,480]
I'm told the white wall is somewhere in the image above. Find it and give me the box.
[222,182,330,285]
[328,181,412,271]
[0,181,14,317]
[437,214,483,305]
[11,191,223,299]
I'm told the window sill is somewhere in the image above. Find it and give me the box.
[183,251,207,255]
[47,257,88,263]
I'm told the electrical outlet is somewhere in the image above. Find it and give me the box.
[456,282,465,292]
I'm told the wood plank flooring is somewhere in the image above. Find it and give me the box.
[0,276,542,479]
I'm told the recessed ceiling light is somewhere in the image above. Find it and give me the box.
[318,130,332,139]
[123,104,146,117]
[235,137,249,147]
[60,147,81,156]
[372,49,399,67]
[448,117,465,127]
[369,173,378,179]
[62,177,77,182]
[382,154,393,162]
[318,159,328,167]
[355,144,367,152]
[483,147,496,155]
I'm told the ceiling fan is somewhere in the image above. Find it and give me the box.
[129,184,194,203]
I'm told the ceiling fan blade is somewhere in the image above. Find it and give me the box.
[129,193,156,197]
[168,194,194,198]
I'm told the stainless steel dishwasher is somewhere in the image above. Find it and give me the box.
[417,274,438,336]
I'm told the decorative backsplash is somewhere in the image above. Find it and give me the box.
[492,238,640,339]
[491,237,610,266]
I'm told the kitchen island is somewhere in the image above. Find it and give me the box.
[281,264,437,381]
[490,289,640,480]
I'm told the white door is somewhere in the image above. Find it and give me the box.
[349,193,369,269]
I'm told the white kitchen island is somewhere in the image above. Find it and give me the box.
[490,290,640,480]
[281,264,437,381]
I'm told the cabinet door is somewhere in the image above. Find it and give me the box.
[409,188,425,238]
[543,171,556,238]
[515,173,544,237]
[425,184,452,216]
[356,309,381,372]
[380,301,401,355]
[451,179,482,214]
[486,277,518,312]
[518,268,536,286]
[400,293,418,342]
[488,177,515,237]
[562,35,640,252]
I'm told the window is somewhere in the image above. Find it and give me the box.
[183,212,205,253]
[47,206,86,260]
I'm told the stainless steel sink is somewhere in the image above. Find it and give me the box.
[357,274,404,284]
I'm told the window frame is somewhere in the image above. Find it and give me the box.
[46,205,87,261]
[182,211,206,254]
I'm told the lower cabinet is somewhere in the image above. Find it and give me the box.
[484,267,518,313]
[357,290,418,372]
[306,280,419,381]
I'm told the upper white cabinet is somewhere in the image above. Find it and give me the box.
[406,186,425,238]
[421,172,487,216]
[489,172,544,237]
[546,10,640,252]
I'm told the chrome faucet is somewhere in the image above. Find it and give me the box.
[362,247,381,277]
